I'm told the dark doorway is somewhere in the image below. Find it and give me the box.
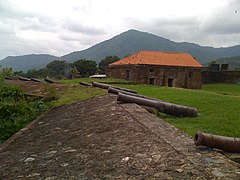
[149,78,155,85]
[126,70,130,79]
[168,78,174,87]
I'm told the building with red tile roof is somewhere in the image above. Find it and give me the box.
[107,51,203,89]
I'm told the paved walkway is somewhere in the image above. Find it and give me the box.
[0,94,239,179]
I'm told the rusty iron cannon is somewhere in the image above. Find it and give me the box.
[19,76,31,81]
[44,78,60,84]
[5,76,14,80]
[117,92,198,117]
[31,78,45,83]
[79,81,92,87]
[194,132,240,153]
[108,87,157,100]
[92,82,137,94]
[92,82,111,89]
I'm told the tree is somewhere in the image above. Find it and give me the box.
[69,67,80,79]
[72,59,97,77]
[99,56,120,74]
[0,67,13,86]
[46,60,70,78]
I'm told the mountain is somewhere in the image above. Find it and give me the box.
[1,29,240,72]
[211,56,240,70]
[0,54,60,72]
[61,30,240,65]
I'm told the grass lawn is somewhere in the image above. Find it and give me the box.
[202,83,240,96]
[117,84,240,138]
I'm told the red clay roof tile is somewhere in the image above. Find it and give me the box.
[110,51,203,67]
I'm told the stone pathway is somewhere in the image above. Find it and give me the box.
[0,94,239,179]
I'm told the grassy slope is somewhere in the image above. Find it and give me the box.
[56,78,129,105]
[117,84,240,137]
[53,86,105,107]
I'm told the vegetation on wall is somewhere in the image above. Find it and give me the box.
[0,85,50,143]
[0,67,13,85]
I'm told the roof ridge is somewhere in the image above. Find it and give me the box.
[110,50,203,67]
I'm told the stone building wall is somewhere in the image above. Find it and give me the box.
[202,71,240,84]
[106,65,202,89]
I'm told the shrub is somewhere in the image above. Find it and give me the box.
[0,86,50,143]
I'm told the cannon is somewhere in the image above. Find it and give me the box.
[194,132,240,153]
[108,87,157,100]
[31,78,45,83]
[79,81,92,87]
[19,76,31,81]
[44,78,60,84]
[5,76,14,80]
[117,92,198,117]
[92,82,137,94]
[92,82,111,89]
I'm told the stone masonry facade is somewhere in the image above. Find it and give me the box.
[107,64,202,89]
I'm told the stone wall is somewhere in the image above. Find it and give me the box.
[202,71,240,84]
[107,65,202,89]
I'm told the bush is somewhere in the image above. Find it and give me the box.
[0,86,50,143]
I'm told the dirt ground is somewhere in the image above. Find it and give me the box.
[0,90,240,179]
[5,79,72,97]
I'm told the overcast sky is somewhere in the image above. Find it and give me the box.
[0,0,239,60]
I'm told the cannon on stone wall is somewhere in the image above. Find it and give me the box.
[19,76,31,81]
[117,92,198,117]
[92,82,137,94]
[194,132,240,153]
[44,78,60,84]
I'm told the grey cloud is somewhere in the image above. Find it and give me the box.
[59,34,80,42]
[0,20,15,35]
[19,17,59,32]
[125,17,202,42]
[124,5,240,48]
[59,32,105,47]
[203,0,240,34]
[0,1,38,19]
[65,20,107,36]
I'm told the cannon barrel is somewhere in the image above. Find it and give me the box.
[194,132,240,153]
[31,78,45,83]
[79,81,92,87]
[44,78,60,84]
[117,92,197,117]
[92,82,137,94]
[19,76,31,81]
[5,76,13,80]
[107,86,137,94]
[92,82,111,89]
[108,87,157,100]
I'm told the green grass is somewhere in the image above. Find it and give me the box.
[52,86,105,107]
[60,78,133,85]
[202,83,240,96]
[117,84,240,138]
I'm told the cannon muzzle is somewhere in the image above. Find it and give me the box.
[194,132,240,153]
